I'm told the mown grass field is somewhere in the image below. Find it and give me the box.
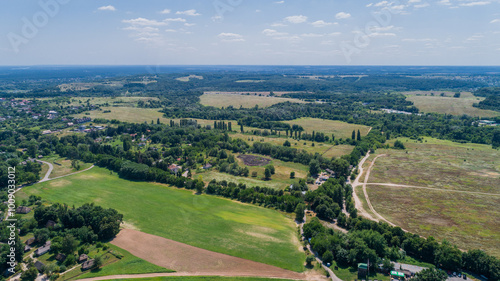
[21,168,305,272]
[367,185,500,257]
[404,91,499,117]
[369,137,500,193]
[365,137,500,257]
[199,93,306,108]
[231,133,354,159]
[198,154,309,190]
[282,118,371,140]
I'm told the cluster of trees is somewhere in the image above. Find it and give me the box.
[205,179,304,212]
[34,203,123,241]
[304,216,500,280]
[473,87,500,111]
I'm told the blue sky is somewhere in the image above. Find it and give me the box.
[1,0,499,65]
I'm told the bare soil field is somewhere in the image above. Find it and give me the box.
[111,229,305,279]
[237,155,271,166]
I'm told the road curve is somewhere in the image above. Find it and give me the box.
[37,160,54,182]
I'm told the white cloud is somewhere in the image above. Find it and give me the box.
[374,1,390,7]
[438,0,451,5]
[176,9,201,16]
[491,19,500,23]
[218,33,245,42]
[123,18,168,26]
[284,15,308,24]
[275,0,285,3]
[366,3,374,7]
[414,3,430,8]
[301,33,324,38]
[97,5,116,11]
[165,29,177,33]
[466,35,484,41]
[164,18,187,22]
[311,20,334,27]
[370,32,397,37]
[408,0,421,3]
[256,9,261,12]
[263,29,288,37]
[160,9,171,14]
[335,12,351,19]
[459,1,490,6]
[271,23,288,27]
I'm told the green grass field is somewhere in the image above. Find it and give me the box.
[71,244,172,280]
[404,91,499,117]
[69,97,160,107]
[21,168,305,272]
[365,137,500,257]
[282,118,371,140]
[198,154,309,190]
[199,94,306,108]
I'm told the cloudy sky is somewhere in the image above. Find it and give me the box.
[1,0,500,65]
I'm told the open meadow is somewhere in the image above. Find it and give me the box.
[363,137,500,257]
[21,167,305,272]
[198,154,309,190]
[282,118,371,140]
[199,93,306,108]
[231,133,355,159]
[404,91,499,117]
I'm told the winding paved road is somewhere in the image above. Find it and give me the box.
[37,160,54,182]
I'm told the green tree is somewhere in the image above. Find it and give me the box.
[294,203,306,222]
[357,129,361,141]
[290,171,295,178]
[21,266,39,281]
[283,140,291,147]
[92,256,103,271]
[394,140,406,150]
[322,250,334,264]
[264,167,272,180]
[62,234,78,255]
[492,130,500,149]
[306,255,315,267]
[413,268,448,281]
[309,159,320,176]
[351,130,356,140]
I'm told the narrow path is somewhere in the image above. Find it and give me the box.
[366,183,500,197]
[299,215,342,281]
[37,162,95,183]
[349,152,377,221]
[38,160,54,182]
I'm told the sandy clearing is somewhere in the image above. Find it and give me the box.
[110,229,306,279]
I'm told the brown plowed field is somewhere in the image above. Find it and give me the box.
[110,229,306,279]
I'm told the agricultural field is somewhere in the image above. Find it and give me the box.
[198,154,309,190]
[404,91,499,117]
[102,277,299,281]
[282,118,371,140]
[231,133,354,159]
[199,93,306,108]
[20,167,305,272]
[175,75,203,82]
[364,137,500,256]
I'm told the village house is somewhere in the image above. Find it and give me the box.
[202,163,213,170]
[16,206,31,214]
[168,164,182,174]
[82,259,95,270]
[55,253,67,262]
[34,261,45,272]
[35,242,51,256]
[78,254,89,263]
[46,220,56,228]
